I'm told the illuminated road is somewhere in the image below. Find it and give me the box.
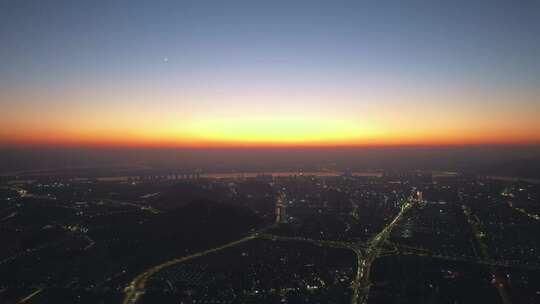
[122,200,413,304]
[17,287,43,303]
[122,222,360,304]
[463,206,513,304]
[257,233,366,302]
[108,200,161,215]
[0,211,17,222]
[83,235,95,250]
[352,200,414,304]
[258,233,357,251]
[121,197,537,304]
[125,195,534,304]
[121,225,280,304]
[508,202,540,221]
[122,234,256,304]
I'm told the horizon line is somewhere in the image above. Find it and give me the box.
[2,141,540,150]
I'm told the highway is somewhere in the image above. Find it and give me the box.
[17,287,43,303]
[121,224,279,304]
[121,196,536,304]
[351,200,414,304]
[508,202,540,221]
[122,222,360,304]
[122,234,256,304]
[121,200,415,304]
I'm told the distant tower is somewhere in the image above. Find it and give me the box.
[416,190,423,202]
[275,192,288,224]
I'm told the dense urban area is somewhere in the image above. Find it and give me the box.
[0,169,539,304]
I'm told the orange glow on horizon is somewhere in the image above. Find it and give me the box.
[2,128,539,149]
[1,85,539,149]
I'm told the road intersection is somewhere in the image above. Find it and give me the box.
[122,193,531,304]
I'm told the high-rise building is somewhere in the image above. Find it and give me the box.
[275,192,288,224]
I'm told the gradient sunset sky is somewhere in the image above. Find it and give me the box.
[1,0,539,147]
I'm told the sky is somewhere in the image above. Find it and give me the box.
[1,0,540,147]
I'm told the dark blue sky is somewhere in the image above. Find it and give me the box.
[2,0,540,88]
